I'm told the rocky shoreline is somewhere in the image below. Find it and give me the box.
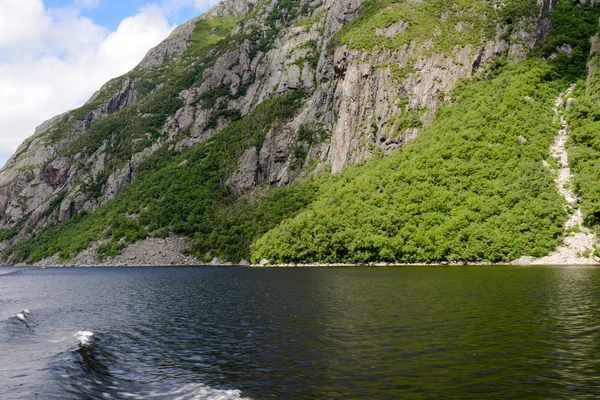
[30,237,202,267]
[249,260,600,268]
[12,240,599,268]
[19,258,600,268]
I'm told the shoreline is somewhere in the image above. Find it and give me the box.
[5,260,600,268]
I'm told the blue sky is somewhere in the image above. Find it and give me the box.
[0,0,218,169]
[45,0,204,29]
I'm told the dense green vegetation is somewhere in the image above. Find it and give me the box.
[566,86,600,227]
[538,1,600,230]
[6,91,309,263]
[0,221,23,242]
[246,0,600,264]
[252,61,567,263]
[532,0,600,81]
[295,9,325,32]
[188,180,321,261]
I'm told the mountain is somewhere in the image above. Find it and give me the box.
[2,0,600,266]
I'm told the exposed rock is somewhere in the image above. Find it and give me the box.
[227,147,259,189]
[58,200,75,223]
[558,43,573,57]
[533,87,599,265]
[375,22,407,37]
[507,0,554,61]
[327,39,511,172]
[107,78,138,115]
[139,18,200,69]
[85,77,139,124]
[587,33,600,97]
[511,256,535,266]
[40,157,71,187]
[259,126,295,185]
[101,164,133,206]
[208,0,258,17]
[34,236,203,267]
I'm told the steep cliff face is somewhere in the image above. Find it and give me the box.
[1,0,599,265]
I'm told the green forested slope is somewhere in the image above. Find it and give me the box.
[12,59,572,264]
[250,1,600,264]
[7,92,313,263]
[252,61,567,263]
[567,87,600,232]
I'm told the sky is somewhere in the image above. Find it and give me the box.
[0,0,220,169]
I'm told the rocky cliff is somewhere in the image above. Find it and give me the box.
[2,0,600,265]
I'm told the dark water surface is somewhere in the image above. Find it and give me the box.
[2,266,600,399]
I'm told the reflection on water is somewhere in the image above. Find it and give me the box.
[3,266,600,399]
[549,267,600,397]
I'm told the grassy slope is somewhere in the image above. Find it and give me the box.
[334,0,537,54]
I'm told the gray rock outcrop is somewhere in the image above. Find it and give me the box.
[139,18,200,69]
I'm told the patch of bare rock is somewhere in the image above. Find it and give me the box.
[530,209,599,265]
[522,87,599,266]
[33,237,204,267]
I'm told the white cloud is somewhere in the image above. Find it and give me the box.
[96,5,174,71]
[194,0,219,10]
[75,0,101,7]
[0,0,176,162]
[161,0,220,14]
[0,0,49,48]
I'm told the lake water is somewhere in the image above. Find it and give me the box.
[2,266,600,399]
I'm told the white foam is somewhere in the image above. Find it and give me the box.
[48,336,70,343]
[75,331,94,346]
[123,384,251,400]
[172,384,250,400]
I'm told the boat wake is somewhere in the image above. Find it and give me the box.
[1,309,252,400]
[15,309,30,321]
[2,309,35,333]
[74,330,94,346]
[119,383,252,400]
[0,268,27,277]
